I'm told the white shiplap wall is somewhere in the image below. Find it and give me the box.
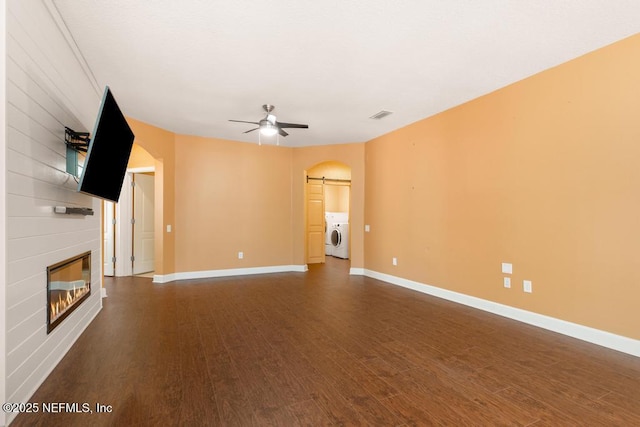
[5,0,104,421]
[1,1,8,424]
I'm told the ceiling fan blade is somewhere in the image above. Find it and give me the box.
[277,122,308,129]
[243,128,259,134]
[229,120,260,125]
[278,128,289,137]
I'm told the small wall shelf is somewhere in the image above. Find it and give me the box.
[54,206,94,216]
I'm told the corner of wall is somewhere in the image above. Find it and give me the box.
[1,1,8,423]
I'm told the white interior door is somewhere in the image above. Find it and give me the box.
[133,173,155,274]
[103,201,115,276]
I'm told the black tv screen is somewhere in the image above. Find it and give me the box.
[77,86,135,203]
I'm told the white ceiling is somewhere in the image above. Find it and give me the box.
[51,0,640,147]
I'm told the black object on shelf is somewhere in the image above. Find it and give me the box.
[54,206,94,216]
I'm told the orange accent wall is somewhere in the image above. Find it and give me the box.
[126,118,176,275]
[121,124,366,275]
[128,143,155,169]
[308,161,352,181]
[364,34,640,339]
[174,135,295,271]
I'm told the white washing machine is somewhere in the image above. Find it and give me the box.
[325,213,335,256]
[325,212,348,256]
[332,212,349,223]
[330,222,349,259]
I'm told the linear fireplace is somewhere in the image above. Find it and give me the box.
[47,251,92,333]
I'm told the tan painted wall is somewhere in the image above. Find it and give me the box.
[126,118,176,275]
[128,143,155,169]
[292,144,365,268]
[174,135,294,271]
[325,185,350,213]
[364,34,640,340]
[124,122,365,273]
[307,161,352,181]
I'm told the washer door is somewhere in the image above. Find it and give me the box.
[331,228,341,247]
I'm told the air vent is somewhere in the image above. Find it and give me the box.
[369,110,393,120]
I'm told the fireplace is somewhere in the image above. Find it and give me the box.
[47,251,92,333]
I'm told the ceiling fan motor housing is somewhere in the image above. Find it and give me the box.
[229,104,308,139]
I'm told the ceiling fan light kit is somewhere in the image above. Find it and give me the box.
[230,104,308,145]
[260,122,278,137]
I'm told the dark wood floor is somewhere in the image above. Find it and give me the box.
[13,258,640,426]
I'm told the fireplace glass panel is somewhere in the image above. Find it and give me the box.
[47,251,91,333]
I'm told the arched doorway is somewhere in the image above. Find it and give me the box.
[305,161,352,264]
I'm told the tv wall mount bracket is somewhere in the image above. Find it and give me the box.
[65,127,90,153]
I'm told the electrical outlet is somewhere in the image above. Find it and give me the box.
[523,280,532,293]
[504,277,511,288]
[166,224,172,233]
[392,257,397,266]
[238,251,244,259]
[365,224,370,232]
[501,262,513,274]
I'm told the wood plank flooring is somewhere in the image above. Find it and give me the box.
[12,258,640,426]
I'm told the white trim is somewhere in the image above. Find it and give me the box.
[349,267,365,275]
[114,174,133,277]
[357,269,640,358]
[127,166,155,174]
[153,273,177,284]
[101,287,107,298]
[153,265,309,284]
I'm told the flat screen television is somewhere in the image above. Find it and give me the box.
[77,86,135,203]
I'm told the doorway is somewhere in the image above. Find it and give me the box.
[132,172,155,275]
[305,161,351,265]
[106,167,156,277]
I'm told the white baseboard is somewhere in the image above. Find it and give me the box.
[349,267,365,275]
[153,265,308,284]
[101,287,107,298]
[356,269,640,358]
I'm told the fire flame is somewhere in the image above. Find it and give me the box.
[50,282,89,322]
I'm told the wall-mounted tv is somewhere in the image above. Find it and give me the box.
[77,86,135,203]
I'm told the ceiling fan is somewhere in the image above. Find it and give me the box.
[229,105,308,143]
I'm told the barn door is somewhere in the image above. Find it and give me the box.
[306,180,325,264]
